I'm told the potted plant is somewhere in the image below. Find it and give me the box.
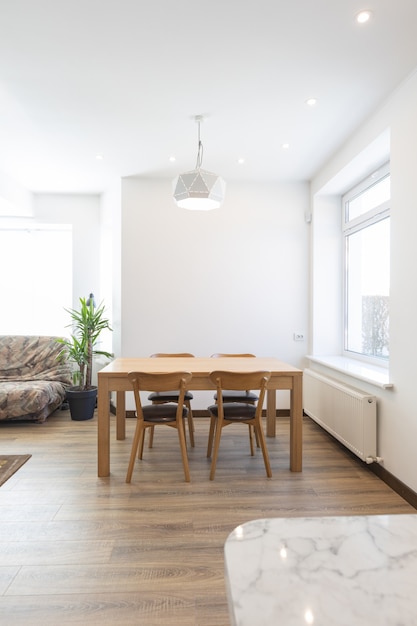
[57,294,113,420]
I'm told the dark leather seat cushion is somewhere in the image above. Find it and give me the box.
[142,403,188,423]
[207,402,256,421]
[214,390,258,402]
[148,390,194,402]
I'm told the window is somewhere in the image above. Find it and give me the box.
[343,164,390,363]
[0,222,72,336]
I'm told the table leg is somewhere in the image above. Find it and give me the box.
[116,391,126,440]
[290,374,303,472]
[266,389,276,437]
[97,378,110,477]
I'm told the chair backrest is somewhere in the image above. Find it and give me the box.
[210,353,255,358]
[210,355,257,394]
[128,371,193,416]
[150,353,195,358]
[209,370,271,414]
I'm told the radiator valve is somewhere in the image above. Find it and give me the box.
[365,456,383,464]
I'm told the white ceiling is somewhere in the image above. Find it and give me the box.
[1,0,417,194]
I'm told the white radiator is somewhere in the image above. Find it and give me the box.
[303,368,378,463]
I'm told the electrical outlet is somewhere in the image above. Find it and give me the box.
[293,332,305,341]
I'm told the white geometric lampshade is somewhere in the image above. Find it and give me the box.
[173,167,226,210]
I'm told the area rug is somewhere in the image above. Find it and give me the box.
[0,455,31,487]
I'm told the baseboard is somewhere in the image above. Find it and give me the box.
[159,409,290,418]
[122,408,290,418]
[369,463,417,510]
[193,409,290,417]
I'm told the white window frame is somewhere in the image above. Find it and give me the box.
[342,162,390,366]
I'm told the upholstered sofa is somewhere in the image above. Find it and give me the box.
[0,335,72,423]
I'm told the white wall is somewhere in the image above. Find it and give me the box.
[33,193,101,308]
[120,177,310,408]
[310,194,342,355]
[311,68,417,493]
[0,170,32,217]
[99,183,121,355]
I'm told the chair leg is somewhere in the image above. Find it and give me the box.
[254,424,260,448]
[177,419,191,482]
[148,400,160,448]
[138,428,146,459]
[207,415,216,457]
[209,418,223,480]
[185,400,195,447]
[254,422,272,478]
[248,424,255,456]
[126,421,144,483]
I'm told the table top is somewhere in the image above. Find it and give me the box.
[98,356,302,377]
[224,514,417,626]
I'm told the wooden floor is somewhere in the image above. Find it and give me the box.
[0,410,415,625]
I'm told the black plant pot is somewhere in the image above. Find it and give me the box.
[66,387,97,421]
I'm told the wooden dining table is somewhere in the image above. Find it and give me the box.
[97,356,303,477]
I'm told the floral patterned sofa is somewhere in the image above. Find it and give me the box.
[0,335,72,423]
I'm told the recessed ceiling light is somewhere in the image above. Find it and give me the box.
[356,10,372,24]
[169,156,176,162]
[237,157,245,164]
[282,143,290,150]
[95,154,103,160]
[306,98,317,107]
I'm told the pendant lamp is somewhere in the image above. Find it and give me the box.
[173,115,226,210]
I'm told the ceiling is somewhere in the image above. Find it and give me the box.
[1,0,417,195]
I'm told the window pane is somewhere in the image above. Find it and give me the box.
[345,217,390,359]
[346,175,390,221]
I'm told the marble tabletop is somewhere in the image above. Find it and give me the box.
[224,514,417,626]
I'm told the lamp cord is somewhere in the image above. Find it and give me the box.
[195,120,203,169]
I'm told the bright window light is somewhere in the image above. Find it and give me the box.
[0,223,72,336]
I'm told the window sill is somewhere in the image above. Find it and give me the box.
[306,355,393,389]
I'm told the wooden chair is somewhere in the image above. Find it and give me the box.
[126,371,192,483]
[210,354,259,404]
[207,370,272,480]
[147,353,195,447]
[210,353,259,447]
